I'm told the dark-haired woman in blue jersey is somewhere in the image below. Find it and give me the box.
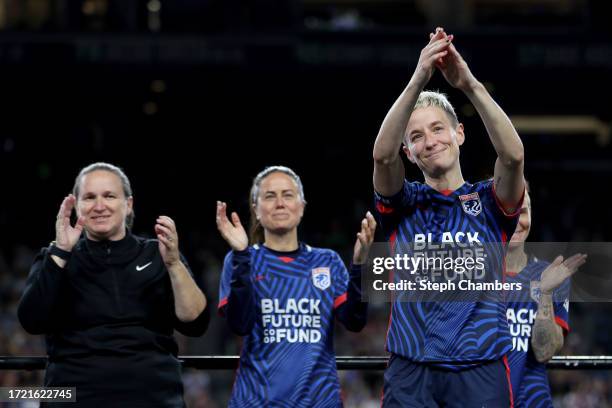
[216,165,376,407]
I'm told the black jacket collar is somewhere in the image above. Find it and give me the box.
[78,230,142,264]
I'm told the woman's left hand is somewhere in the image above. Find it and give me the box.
[433,38,478,93]
[540,253,587,295]
[156,215,181,267]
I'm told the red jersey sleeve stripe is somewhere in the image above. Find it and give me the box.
[492,182,524,218]
[555,316,570,334]
[503,355,514,408]
[334,292,348,309]
[376,202,395,215]
[218,297,228,316]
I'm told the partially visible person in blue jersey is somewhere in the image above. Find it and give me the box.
[216,165,376,407]
[505,190,586,407]
[373,27,526,406]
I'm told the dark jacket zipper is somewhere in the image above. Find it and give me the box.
[107,245,124,315]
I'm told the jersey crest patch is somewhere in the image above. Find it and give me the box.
[312,267,331,290]
[459,192,482,216]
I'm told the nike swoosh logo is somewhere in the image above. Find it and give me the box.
[136,261,152,271]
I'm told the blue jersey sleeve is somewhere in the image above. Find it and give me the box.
[553,277,570,334]
[331,251,349,302]
[480,179,522,240]
[374,180,418,236]
[218,249,256,336]
[218,251,233,311]
[332,251,367,332]
[491,179,525,218]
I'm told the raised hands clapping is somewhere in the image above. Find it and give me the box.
[216,201,249,252]
[55,194,85,251]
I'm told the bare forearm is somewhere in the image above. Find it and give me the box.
[531,293,563,363]
[373,81,422,195]
[167,262,207,322]
[373,81,423,163]
[463,82,524,165]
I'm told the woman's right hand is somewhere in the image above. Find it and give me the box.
[216,201,249,252]
[55,194,85,251]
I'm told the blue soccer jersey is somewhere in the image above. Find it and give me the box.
[506,256,570,408]
[218,243,351,407]
[374,179,521,369]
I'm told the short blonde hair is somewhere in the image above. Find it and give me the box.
[413,90,459,127]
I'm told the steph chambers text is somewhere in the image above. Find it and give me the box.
[372,279,523,292]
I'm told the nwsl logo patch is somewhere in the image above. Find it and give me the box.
[312,267,331,290]
[459,192,482,216]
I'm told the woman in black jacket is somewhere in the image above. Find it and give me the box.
[18,162,209,407]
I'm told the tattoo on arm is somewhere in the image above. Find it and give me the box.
[532,294,563,362]
[538,300,553,320]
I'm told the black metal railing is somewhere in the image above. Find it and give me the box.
[2,356,611,371]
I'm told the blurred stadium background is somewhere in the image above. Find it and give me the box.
[0,0,611,406]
